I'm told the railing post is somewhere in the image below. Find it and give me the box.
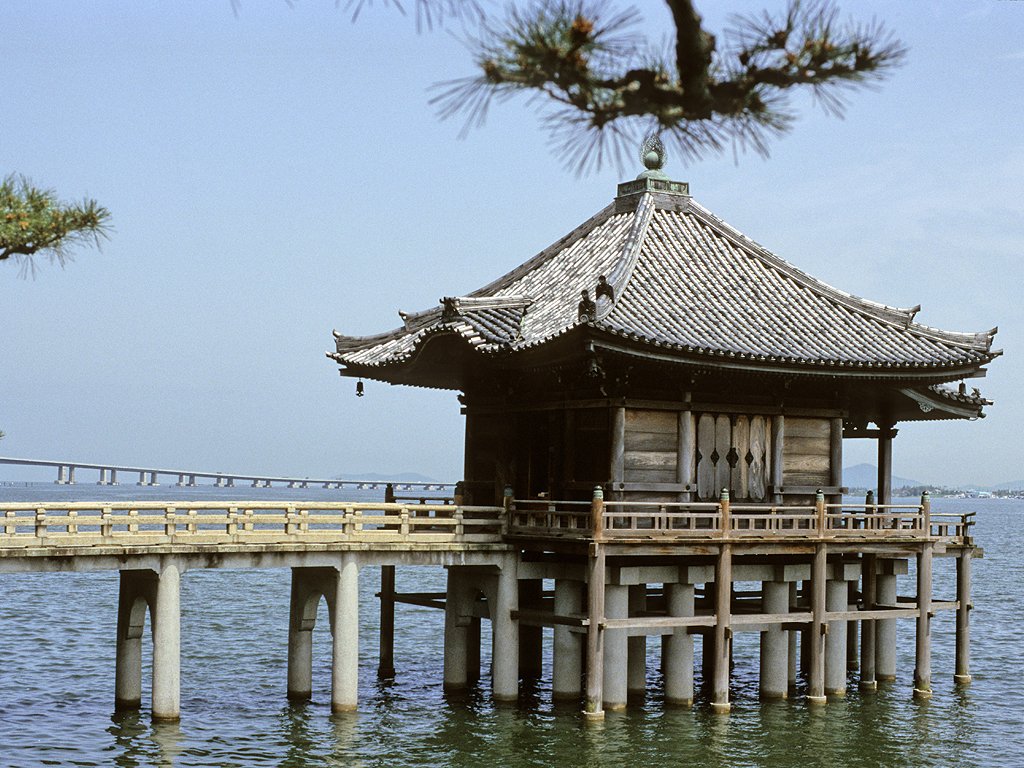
[864,489,875,530]
[503,484,514,533]
[35,507,48,538]
[226,507,238,535]
[920,491,931,534]
[816,489,826,534]
[719,488,730,537]
[285,505,297,535]
[454,507,464,538]
[67,510,78,535]
[591,486,605,540]
[100,506,112,538]
[164,508,176,537]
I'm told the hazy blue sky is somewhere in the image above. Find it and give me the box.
[1,1,1020,486]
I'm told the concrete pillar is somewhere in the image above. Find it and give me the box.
[110,469,118,485]
[226,478,234,488]
[603,584,628,710]
[760,580,789,700]
[149,471,159,486]
[955,552,972,685]
[491,557,519,702]
[56,465,67,484]
[825,578,848,696]
[518,579,543,679]
[664,582,694,706]
[115,570,150,711]
[177,474,186,487]
[331,557,360,712]
[466,615,481,684]
[151,564,181,722]
[98,468,108,485]
[188,475,196,487]
[808,545,827,705]
[552,579,583,700]
[584,547,606,718]
[860,554,877,691]
[913,544,933,699]
[444,567,474,691]
[138,471,147,486]
[378,565,396,678]
[711,545,732,713]
[788,581,798,691]
[876,569,897,682]
[287,569,317,701]
[628,584,647,697]
[68,465,76,484]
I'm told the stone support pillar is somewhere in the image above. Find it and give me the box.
[56,465,67,484]
[552,579,583,700]
[444,567,474,691]
[760,579,789,700]
[115,570,150,711]
[68,465,76,484]
[627,584,647,697]
[603,584,628,710]
[98,468,108,485]
[149,471,159,486]
[955,552,972,685]
[825,577,848,696]
[788,581,798,691]
[110,469,118,485]
[491,556,519,702]
[331,556,360,713]
[151,564,181,722]
[664,582,694,706]
[876,568,897,682]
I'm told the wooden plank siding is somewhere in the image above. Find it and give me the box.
[782,417,831,488]
[624,410,678,487]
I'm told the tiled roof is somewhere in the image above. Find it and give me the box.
[331,181,1000,378]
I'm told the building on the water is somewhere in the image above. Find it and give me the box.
[332,144,999,715]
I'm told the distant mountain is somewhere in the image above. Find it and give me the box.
[843,463,922,489]
[335,471,440,483]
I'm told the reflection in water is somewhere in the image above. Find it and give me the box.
[108,711,184,768]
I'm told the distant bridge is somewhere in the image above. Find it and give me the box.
[0,456,454,492]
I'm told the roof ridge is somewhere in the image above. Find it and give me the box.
[684,200,995,351]
[596,193,656,321]
[468,202,618,298]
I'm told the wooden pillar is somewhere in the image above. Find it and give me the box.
[627,584,647,697]
[913,543,933,700]
[678,410,695,501]
[711,524,732,714]
[584,543,606,719]
[610,405,625,496]
[664,582,694,706]
[955,551,973,685]
[808,544,827,705]
[860,554,878,691]
[518,579,544,679]
[877,422,895,505]
[553,579,583,700]
[378,565,396,677]
[770,414,785,504]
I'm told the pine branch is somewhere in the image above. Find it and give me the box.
[0,175,112,275]
[433,0,907,171]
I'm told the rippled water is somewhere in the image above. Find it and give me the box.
[1,485,1022,767]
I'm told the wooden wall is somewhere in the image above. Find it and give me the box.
[781,417,831,488]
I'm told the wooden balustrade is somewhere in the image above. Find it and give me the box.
[506,497,974,544]
[0,501,505,549]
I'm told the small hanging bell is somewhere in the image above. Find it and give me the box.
[356,380,365,397]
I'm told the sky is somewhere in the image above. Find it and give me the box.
[1,1,1021,487]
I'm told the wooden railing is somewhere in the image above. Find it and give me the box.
[508,491,975,545]
[0,501,506,550]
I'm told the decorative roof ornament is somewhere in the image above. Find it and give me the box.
[638,135,669,181]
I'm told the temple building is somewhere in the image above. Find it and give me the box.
[329,144,999,715]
